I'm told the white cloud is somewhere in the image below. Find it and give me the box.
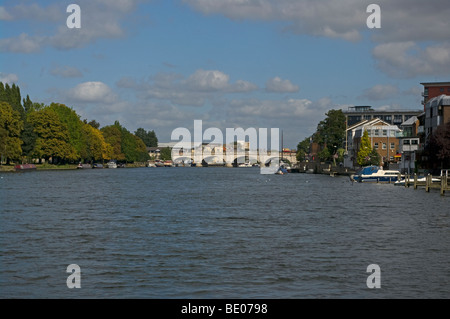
[68,81,118,103]
[185,69,230,92]
[0,0,143,53]
[0,33,44,53]
[117,69,258,107]
[265,76,299,93]
[0,73,19,84]
[373,41,450,78]
[0,6,13,20]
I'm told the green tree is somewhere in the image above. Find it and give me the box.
[296,137,310,161]
[314,109,346,155]
[28,108,77,163]
[0,82,24,119]
[357,130,372,166]
[135,128,158,147]
[368,147,381,166]
[160,147,172,161]
[101,124,126,161]
[0,102,23,164]
[318,146,331,162]
[49,103,85,160]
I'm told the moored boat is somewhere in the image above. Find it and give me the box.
[107,161,117,168]
[77,163,92,169]
[352,165,402,182]
[394,176,440,186]
[14,164,36,171]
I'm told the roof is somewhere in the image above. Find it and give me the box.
[426,94,450,108]
[400,116,418,126]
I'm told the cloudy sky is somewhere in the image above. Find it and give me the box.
[1,0,449,148]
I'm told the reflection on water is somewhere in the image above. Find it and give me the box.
[1,167,449,298]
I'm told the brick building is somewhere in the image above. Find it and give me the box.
[344,118,402,168]
[421,82,450,107]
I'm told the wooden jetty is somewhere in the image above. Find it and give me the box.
[403,170,450,196]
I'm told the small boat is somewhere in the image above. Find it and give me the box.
[164,160,173,167]
[14,164,36,171]
[238,162,252,167]
[352,166,402,182]
[154,160,165,167]
[106,161,117,168]
[92,163,104,169]
[394,176,440,186]
[77,163,92,169]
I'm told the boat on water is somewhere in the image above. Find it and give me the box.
[107,161,117,168]
[154,160,165,167]
[394,176,440,186]
[352,165,402,182]
[238,162,252,168]
[92,163,104,169]
[14,164,36,171]
[77,163,92,169]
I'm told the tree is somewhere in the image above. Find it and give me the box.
[426,122,450,171]
[28,108,77,163]
[357,130,372,166]
[49,103,85,160]
[368,147,381,166]
[101,124,126,161]
[314,109,346,154]
[81,123,112,162]
[160,147,172,161]
[0,102,23,164]
[318,146,331,162]
[0,82,24,119]
[135,128,158,147]
[296,137,310,161]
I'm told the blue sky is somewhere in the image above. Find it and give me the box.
[1,0,449,148]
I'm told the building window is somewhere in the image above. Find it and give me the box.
[403,140,410,145]
[390,130,395,137]
[440,88,444,92]
[382,143,387,149]
[390,142,395,149]
[394,115,403,123]
[374,142,379,149]
[383,130,387,136]
[364,115,372,120]
[390,156,394,161]
[411,140,418,145]
[374,129,379,136]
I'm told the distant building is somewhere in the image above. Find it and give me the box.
[421,82,450,107]
[344,118,402,168]
[397,116,421,174]
[423,94,450,142]
[344,105,422,127]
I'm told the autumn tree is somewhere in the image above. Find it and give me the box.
[101,124,126,161]
[49,103,85,159]
[81,123,112,162]
[357,130,371,166]
[28,108,77,163]
[0,102,23,164]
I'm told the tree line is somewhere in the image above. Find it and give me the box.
[0,82,158,165]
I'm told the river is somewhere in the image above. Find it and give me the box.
[0,167,449,298]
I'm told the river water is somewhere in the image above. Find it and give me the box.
[0,167,449,298]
